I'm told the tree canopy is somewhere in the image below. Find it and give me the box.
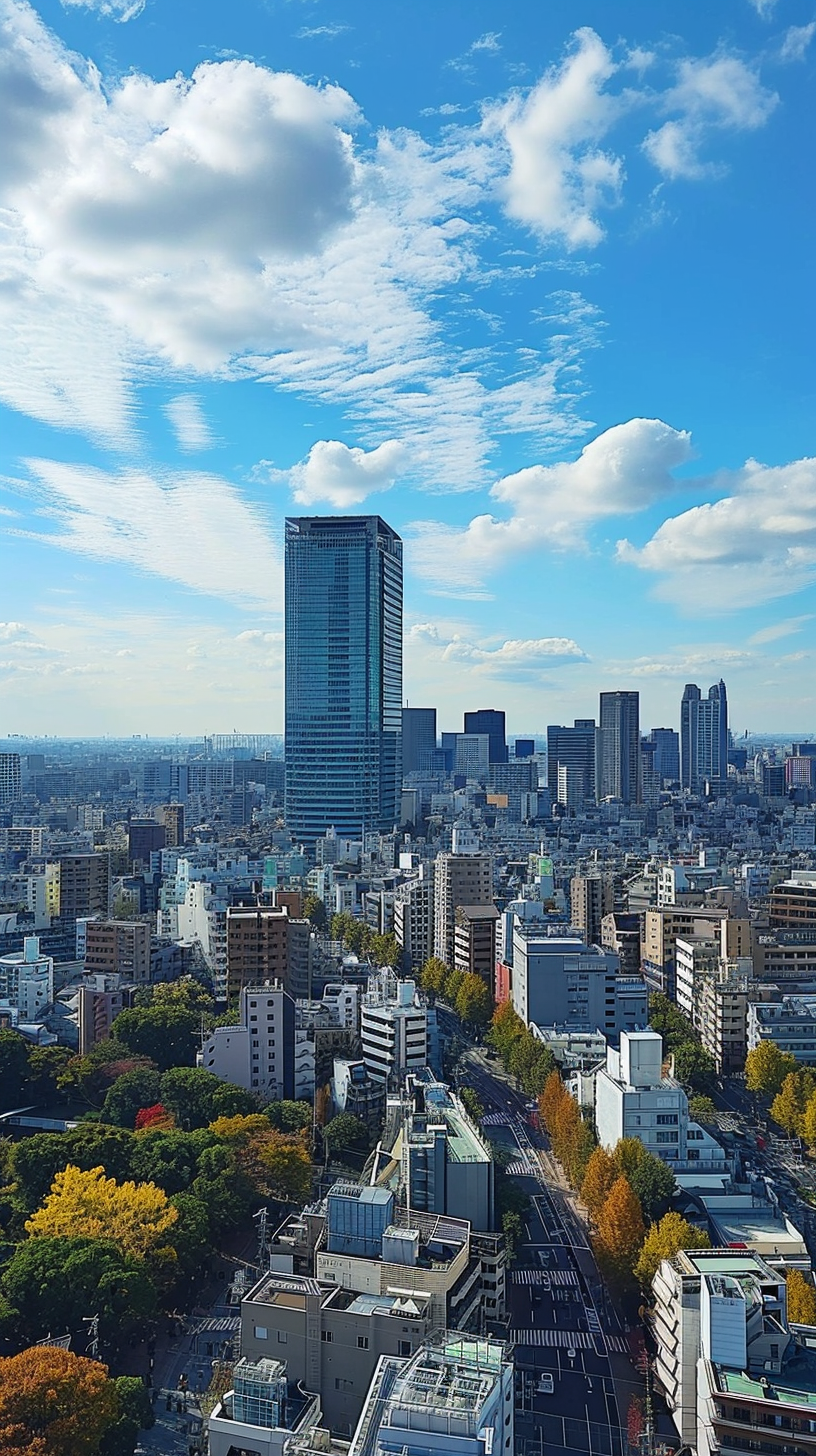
[26,1165,178,1264]
[111,1005,199,1071]
[593,1176,645,1287]
[634,1211,711,1289]
[786,1268,816,1326]
[745,1040,799,1098]
[0,1345,120,1456]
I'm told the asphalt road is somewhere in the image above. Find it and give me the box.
[459,1053,642,1456]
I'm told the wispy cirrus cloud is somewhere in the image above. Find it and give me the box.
[164,395,216,453]
[12,458,281,608]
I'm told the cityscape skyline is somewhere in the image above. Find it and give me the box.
[0,0,814,735]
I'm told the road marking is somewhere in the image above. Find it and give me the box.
[510,1329,595,1348]
[511,1269,579,1286]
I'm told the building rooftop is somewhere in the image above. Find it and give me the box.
[717,1349,816,1410]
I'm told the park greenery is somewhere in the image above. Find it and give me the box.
[539,1071,707,1291]
[329,912,402,970]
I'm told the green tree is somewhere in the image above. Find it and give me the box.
[191,1144,256,1240]
[3,1237,157,1347]
[745,1040,799,1098]
[455,973,493,1030]
[0,1030,32,1113]
[648,994,696,1053]
[166,1192,211,1284]
[369,932,402,969]
[420,957,448,996]
[324,1113,368,1156]
[628,1149,676,1223]
[303,894,327,931]
[112,1006,199,1072]
[786,1268,816,1326]
[501,1210,523,1260]
[10,1125,135,1216]
[459,1086,484,1123]
[266,1100,313,1134]
[99,1376,155,1456]
[58,1043,157,1108]
[688,1095,717,1124]
[634,1212,710,1290]
[129,1130,208,1195]
[147,978,214,1014]
[159,1067,224,1130]
[25,1047,73,1105]
[488,1001,525,1062]
[101,1069,163,1129]
[672,1041,716,1094]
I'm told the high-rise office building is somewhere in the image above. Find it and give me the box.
[401,707,437,774]
[285,516,403,844]
[0,754,22,806]
[546,719,597,802]
[514,738,535,760]
[680,680,728,792]
[598,691,640,804]
[463,709,507,764]
[648,727,680,783]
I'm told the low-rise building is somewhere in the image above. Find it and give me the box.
[360,971,430,1085]
[199,982,295,1100]
[511,926,647,1036]
[748,993,816,1062]
[348,1334,513,1456]
[0,935,54,1021]
[595,1029,726,1170]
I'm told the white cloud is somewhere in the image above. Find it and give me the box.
[60,0,144,18]
[14,458,281,608]
[411,417,693,591]
[0,2,594,485]
[779,24,816,62]
[643,55,778,179]
[296,24,350,40]
[164,395,216,452]
[749,615,813,645]
[748,0,778,17]
[615,648,755,677]
[486,28,624,248]
[618,455,816,609]
[471,33,501,54]
[407,621,588,681]
[289,438,408,507]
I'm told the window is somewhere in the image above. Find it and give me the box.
[277,1331,288,1344]
[254,1326,268,1340]
[321,1330,333,1343]
[399,1341,411,1356]
[656,1131,678,1144]
[656,1114,678,1125]
[357,1336,369,1350]
[335,1378,353,1391]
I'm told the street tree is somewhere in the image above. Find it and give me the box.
[594,1176,645,1286]
[745,1041,799,1098]
[634,1212,711,1289]
[672,1041,716,1095]
[420,957,448,996]
[581,1147,617,1219]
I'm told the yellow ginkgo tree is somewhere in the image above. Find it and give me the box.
[25,1164,178,1263]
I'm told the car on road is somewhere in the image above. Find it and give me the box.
[538,1374,554,1394]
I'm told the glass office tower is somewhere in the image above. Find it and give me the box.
[285,516,403,844]
[598,690,640,804]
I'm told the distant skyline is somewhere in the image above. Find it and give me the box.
[0,0,814,735]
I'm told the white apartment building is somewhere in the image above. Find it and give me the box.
[199,983,295,1100]
[0,936,54,1021]
[360,971,428,1084]
[595,1029,726,1168]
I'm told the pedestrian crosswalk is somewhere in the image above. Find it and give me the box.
[510,1329,595,1348]
[511,1269,579,1286]
[481,1112,508,1126]
[510,1328,629,1354]
[505,1159,538,1177]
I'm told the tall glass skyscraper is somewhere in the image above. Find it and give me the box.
[285,516,403,844]
[598,691,640,804]
[680,680,728,792]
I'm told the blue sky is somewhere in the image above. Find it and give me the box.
[1,0,814,736]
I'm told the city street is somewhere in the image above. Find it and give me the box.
[461,1052,647,1456]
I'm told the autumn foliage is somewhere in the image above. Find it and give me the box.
[0,1345,119,1456]
[25,1164,178,1263]
[134,1102,174,1132]
[593,1176,645,1286]
[786,1268,816,1326]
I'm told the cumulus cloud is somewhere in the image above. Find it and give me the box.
[15,458,281,608]
[615,648,755,677]
[289,438,408,507]
[618,454,816,609]
[0,2,595,485]
[487,28,624,248]
[407,621,588,680]
[643,55,778,179]
[779,24,816,63]
[164,395,215,452]
[411,417,693,592]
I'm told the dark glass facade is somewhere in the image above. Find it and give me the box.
[285,516,403,843]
